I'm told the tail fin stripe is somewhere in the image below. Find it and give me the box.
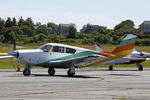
[118,38,136,47]
[112,43,135,54]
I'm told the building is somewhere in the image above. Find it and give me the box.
[143,21,150,33]
[87,25,100,33]
[58,24,75,35]
[34,25,57,35]
[81,24,101,33]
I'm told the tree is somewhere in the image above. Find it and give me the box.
[36,25,48,35]
[0,18,5,32]
[11,26,22,35]
[99,26,108,34]
[5,17,12,27]
[138,23,144,35]
[0,35,5,42]
[67,25,77,38]
[47,22,58,34]
[114,20,135,30]
[38,33,46,41]
[80,23,90,33]
[12,18,17,26]
[25,17,34,26]
[21,25,34,37]
[114,19,136,35]
[18,16,25,26]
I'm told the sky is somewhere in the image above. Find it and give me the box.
[0,0,150,31]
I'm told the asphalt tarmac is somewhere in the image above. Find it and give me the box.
[0,68,150,100]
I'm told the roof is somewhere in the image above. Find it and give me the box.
[45,43,88,51]
[144,21,150,24]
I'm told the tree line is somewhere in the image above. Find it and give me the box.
[0,17,149,45]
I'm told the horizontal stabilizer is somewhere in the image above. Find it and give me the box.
[0,56,14,60]
[95,43,103,52]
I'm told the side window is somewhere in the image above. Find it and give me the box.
[52,46,64,53]
[66,48,76,54]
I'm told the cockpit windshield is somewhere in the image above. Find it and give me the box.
[39,45,52,52]
[39,44,76,54]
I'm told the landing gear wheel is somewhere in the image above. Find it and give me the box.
[48,68,55,76]
[138,65,143,71]
[109,65,113,71]
[67,69,75,77]
[23,68,31,76]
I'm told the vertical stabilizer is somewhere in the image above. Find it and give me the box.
[112,34,137,56]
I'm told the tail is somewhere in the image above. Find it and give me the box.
[86,34,137,67]
[111,34,137,56]
[95,43,103,52]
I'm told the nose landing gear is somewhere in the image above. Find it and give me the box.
[23,65,31,76]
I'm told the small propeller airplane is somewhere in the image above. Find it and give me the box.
[95,43,150,71]
[0,34,149,77]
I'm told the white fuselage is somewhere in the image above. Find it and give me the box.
[16,43,88,66]
[8,43,149,67]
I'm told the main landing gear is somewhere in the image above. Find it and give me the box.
[109,65,113,71]
[108,63,143,71]
[136,63,143,71]
[23,65,76,77]
[67,65,75,77]
[48,67,55,76]
[23,65,31,76]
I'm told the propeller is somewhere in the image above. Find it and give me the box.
[9,38,19,58]
[10,37,21,71]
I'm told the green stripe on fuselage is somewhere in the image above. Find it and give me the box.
[118,38,136,47]
[53,50,99,61]
[36,50,99,67]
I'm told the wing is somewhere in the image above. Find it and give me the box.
[0,56,14,60]
[49,55,105,68]
[146,58,150,61]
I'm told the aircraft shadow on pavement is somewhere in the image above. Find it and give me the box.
[109,74,140,76]
[32,74,98,78]
[80,69,140,72]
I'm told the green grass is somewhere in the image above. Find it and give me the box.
[0,58,150,69]
[0,59,45,69]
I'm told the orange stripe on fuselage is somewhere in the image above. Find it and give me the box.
[112,43,135,54]
[97,52,115,57]
[86,49,133,67]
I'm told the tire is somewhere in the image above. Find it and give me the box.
[139,65,143,71]
[23,68,31,76]
[109,65,113,71]
[48,68,55,76]
[67,69,75,77]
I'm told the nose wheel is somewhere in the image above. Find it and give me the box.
[48,68,55,76]
[23,68,31,76]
